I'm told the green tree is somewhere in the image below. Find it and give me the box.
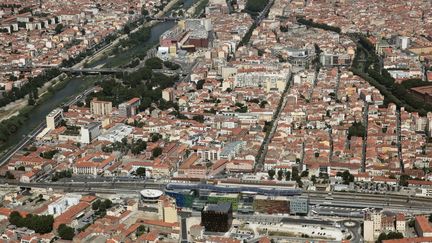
[277,169,284,180]
[192,115,205,123]
[341,170,354,185]
[58,224,75,240]
[92,199,101,210]
[268,169,275,180]
[348,121,366,139]
[8,212,53,234]
[131,139,147,155]
[136,167,146,177]
[136,225,146,236]
[145,57,163,69]
[9,211,22,226]
[311,175,317,184]
[196,80,205,90]
[123,24,131,34]
[292,167,299,180]
[152,147,163,158]
[301,170,309,177]
[5,171,15,179]
[285,170,291,181]
[102,199,112,209]
[245,0,269,13]
[377,232,403,243]
[399,174,410,187]
[55,23,64,34]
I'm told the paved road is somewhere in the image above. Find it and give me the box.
[180,215,188,243]
[255,73,293,171]
[361,102,369,172]
[396,107,404,172]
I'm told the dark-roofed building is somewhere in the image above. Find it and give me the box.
[201,202,232,232]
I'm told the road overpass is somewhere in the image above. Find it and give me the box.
[59,67,125,75]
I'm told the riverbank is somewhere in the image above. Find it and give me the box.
[0,0,195,154]
[0,76,97,152]
[83,0,183,67]
[0,0,184,123]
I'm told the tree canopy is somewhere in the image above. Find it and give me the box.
[58,224,75,240]
[9,211,54,234]
[245,0,269,13]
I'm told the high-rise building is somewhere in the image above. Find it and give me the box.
[118,98,141,117]
[80,122,101,144]
[201,203,232,232]
[46,108,64,130]
[90,99,112,116]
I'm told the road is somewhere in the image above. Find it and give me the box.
[361,102,369,172]
[255,73,293,171]
[180,214,189,243]
[396,107,404,173]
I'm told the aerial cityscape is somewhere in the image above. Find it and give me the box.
[0,0,432,242]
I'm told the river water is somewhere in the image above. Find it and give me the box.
[3,0,193,150]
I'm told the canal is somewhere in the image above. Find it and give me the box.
[2,0,194,151]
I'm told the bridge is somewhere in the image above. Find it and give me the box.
[59,67,126,75]
[145,16,183,21]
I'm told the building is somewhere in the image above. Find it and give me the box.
[234,71,290,93]
[253,195,289,214]
[48,194,81,217]
[364,219,375,242]
[289,196,309,215]
[97,124,134,143]
[364,211,407,242]
[80,122,101,144]
[46,108,64,130]
[90,99,112,116]
[409,86,432,104]
[396,36,410,50]
[72,153,116,176]
[140,189,164,204]
[415,216,432,237]
[162,88,175,102]
[118,98,141,117]
[396,213,406,233]
[158,196,178,223]
[207,193,239,211]
[382,237,432,243]
[201,203,233,232]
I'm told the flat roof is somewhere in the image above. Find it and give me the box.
[203,202,231,213]
[140,189,163,199]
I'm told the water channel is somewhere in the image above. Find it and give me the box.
[3,0,194,150]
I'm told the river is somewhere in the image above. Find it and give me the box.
[3,0,194,150]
